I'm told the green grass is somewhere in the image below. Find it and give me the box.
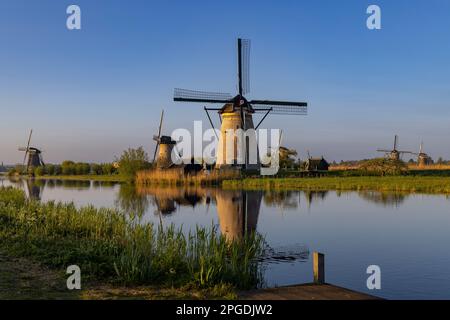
[222,176,450,194]
[0,187,264,298]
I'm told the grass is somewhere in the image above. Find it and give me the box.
[222,176,450,193]
[0,187,264,299]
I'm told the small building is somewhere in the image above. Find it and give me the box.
[305,157,329,172]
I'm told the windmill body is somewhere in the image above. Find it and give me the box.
[377,135,413,161]
[416,142,433,166]
[152,110,178,169]
[154,135,177,169]
[18,130,45,175]
[216,99,259,170]
[173,38,307,171]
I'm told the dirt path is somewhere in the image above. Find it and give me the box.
[0,252,79,300]
[0,252,233,300]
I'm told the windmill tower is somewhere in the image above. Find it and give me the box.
[415,142,432,167]
[18,129,45,174]
[174,38,308,171]
[377,135,413,161]
[152,110,177,169]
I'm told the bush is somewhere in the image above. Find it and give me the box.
[359,158,408,176]
[34,166,46,176]
[46,164,55,175]
[91,164,103,175]
[118,147,150,180]
[54,165,62,175]
[101,163,116,175]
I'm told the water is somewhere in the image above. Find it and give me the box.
[1,177,450,299]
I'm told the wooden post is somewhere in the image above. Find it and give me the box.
[313,252,325,284]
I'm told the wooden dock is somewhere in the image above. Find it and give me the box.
[240,283,380,300]
[240,252,381,300]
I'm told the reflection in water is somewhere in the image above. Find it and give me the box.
[116,184,150,218]
[357,191,408,207]
[136,185,206,215]
[214,190,262,242]
[263,190,299,209]
[304,190,329,209]
[25,179,44,200]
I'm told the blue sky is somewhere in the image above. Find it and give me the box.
[1,0,450,164]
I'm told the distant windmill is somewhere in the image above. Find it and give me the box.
[413,142,433,166]
[152,110,177,169]
[174,38,308,170]
[377,135,413,161]
[18,129,45,174]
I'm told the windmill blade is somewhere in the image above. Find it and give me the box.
[238,38,251,95]
[174,88,232,104]
[393,135,398,150]
[377,149,391,153]
[153,110,164,163]
[398,151,414,154]
[251,100,307,115]
[23,129,33,166]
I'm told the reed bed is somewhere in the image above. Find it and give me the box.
[0,187,264,290]
[222,176,450,194]
[136,168,241,186]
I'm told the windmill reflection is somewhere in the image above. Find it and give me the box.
[135,185,207,216]
[23,179,44,200]
[214,190,262,242]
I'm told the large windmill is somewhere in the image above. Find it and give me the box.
[377,135,413,161]
[152,110,177,169]
[173,38,308,170]
[18,129,45,174]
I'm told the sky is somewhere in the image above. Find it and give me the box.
[1,0,450,164]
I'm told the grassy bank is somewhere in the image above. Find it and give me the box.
[222,176,450,194]
[0,187,264,299]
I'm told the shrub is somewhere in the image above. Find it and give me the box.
[34,166,46,176]
[91,164,103,175]
[118,147,150,180]
[359,158,408,176]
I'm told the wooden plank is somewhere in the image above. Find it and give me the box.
[240,283,381,300]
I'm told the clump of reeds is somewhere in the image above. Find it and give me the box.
[135,168,241,186]
[0,186,264,289]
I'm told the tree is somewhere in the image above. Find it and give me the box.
[117,147,150,180]
[61,161,75,175]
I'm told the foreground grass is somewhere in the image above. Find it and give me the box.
[222,176,450,194]
[0,187,264,299]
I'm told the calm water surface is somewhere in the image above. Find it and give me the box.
[1,177,449,299]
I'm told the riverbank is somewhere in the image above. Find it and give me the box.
[0,187,263,299]
[222,176,450,194]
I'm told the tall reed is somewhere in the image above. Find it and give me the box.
[136,168,240,186]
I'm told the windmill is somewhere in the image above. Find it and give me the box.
[18,129,45,174]
[413,142,432,166]
[173,38,308,170]
[152,110,177,169]
[377,135,413,161]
